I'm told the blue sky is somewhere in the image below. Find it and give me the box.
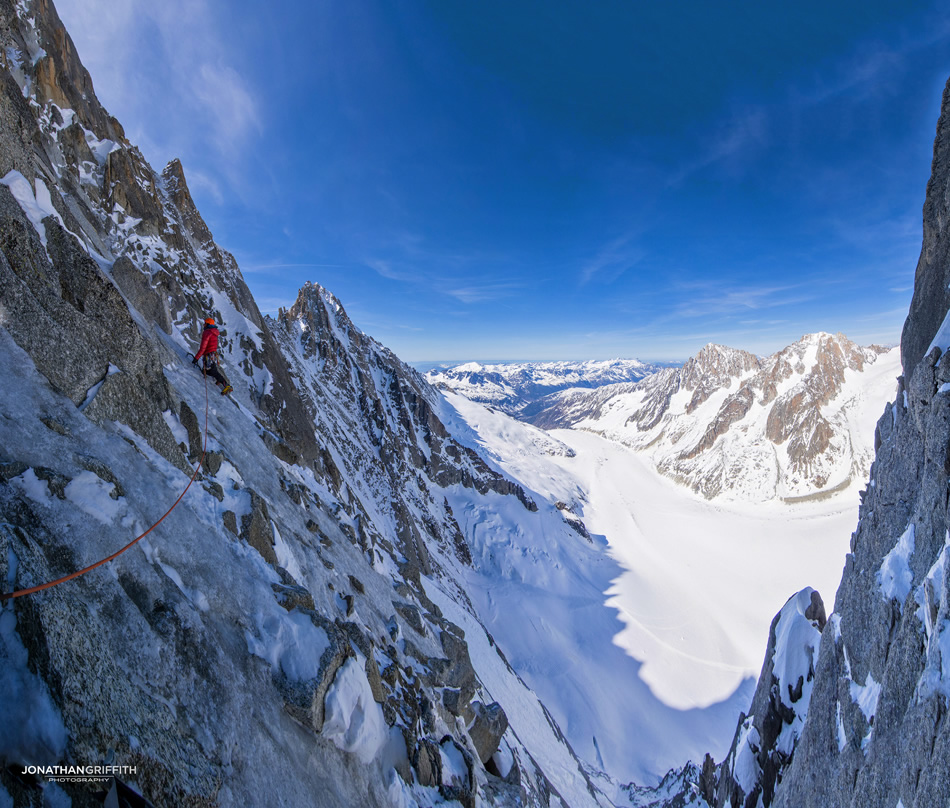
[55,1,950,361]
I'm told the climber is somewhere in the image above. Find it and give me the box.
[192,317,233,395]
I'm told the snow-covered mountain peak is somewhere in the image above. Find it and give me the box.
[679,343,761,413]
[526,335,898,502]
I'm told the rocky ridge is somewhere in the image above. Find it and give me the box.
[526,333,898,502]
[0,2,612,806]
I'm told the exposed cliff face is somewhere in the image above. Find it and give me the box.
[526,334,896,502]
[901,78,950,380]
[0,0,318,467]
[697,76,950,808]
[0,2,609,806]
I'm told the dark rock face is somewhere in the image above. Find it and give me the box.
[103,147,165,234]
[439,628,477,712]
[767,345,950,808]
[713,589,824,808]
[241,490,276,565]
[0,189,188,475]
[901,78,950,379]
[162,158,214,249]
[413,737,442,787]
[111,256,173,334]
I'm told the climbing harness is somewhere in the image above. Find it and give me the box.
[0,371,210,601]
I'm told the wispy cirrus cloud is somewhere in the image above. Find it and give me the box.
[54,0,262,192]
[669,107,769,186]
[580,232,645,285]
[444,282,523,303]
[241,262,345,275]
[672,282,813,319]
[363,258,422,283]
[667,12,950,190]
[193,62,262,158]
[361,229,527,304]
[794,14,950,108]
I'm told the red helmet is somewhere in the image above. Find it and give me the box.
[205,317,215,326]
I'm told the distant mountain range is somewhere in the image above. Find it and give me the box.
[425,358,670,413]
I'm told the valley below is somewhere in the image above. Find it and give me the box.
[437,387,893,787]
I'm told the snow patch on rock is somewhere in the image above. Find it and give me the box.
[322,655,389,764]
[878,523,915,607]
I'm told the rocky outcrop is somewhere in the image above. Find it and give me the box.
[162,158,214,249]
[712,589,825,808]
[680,343,761,414]
[103,146,165,234]
[271,282,539,572]
[469,701,510,764]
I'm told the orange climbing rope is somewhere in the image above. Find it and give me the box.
[0,371,210,601]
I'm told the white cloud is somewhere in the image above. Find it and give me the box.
[194,63,262,158]
[444,282,522,303]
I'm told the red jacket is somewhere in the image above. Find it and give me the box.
[194,325,219,361]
